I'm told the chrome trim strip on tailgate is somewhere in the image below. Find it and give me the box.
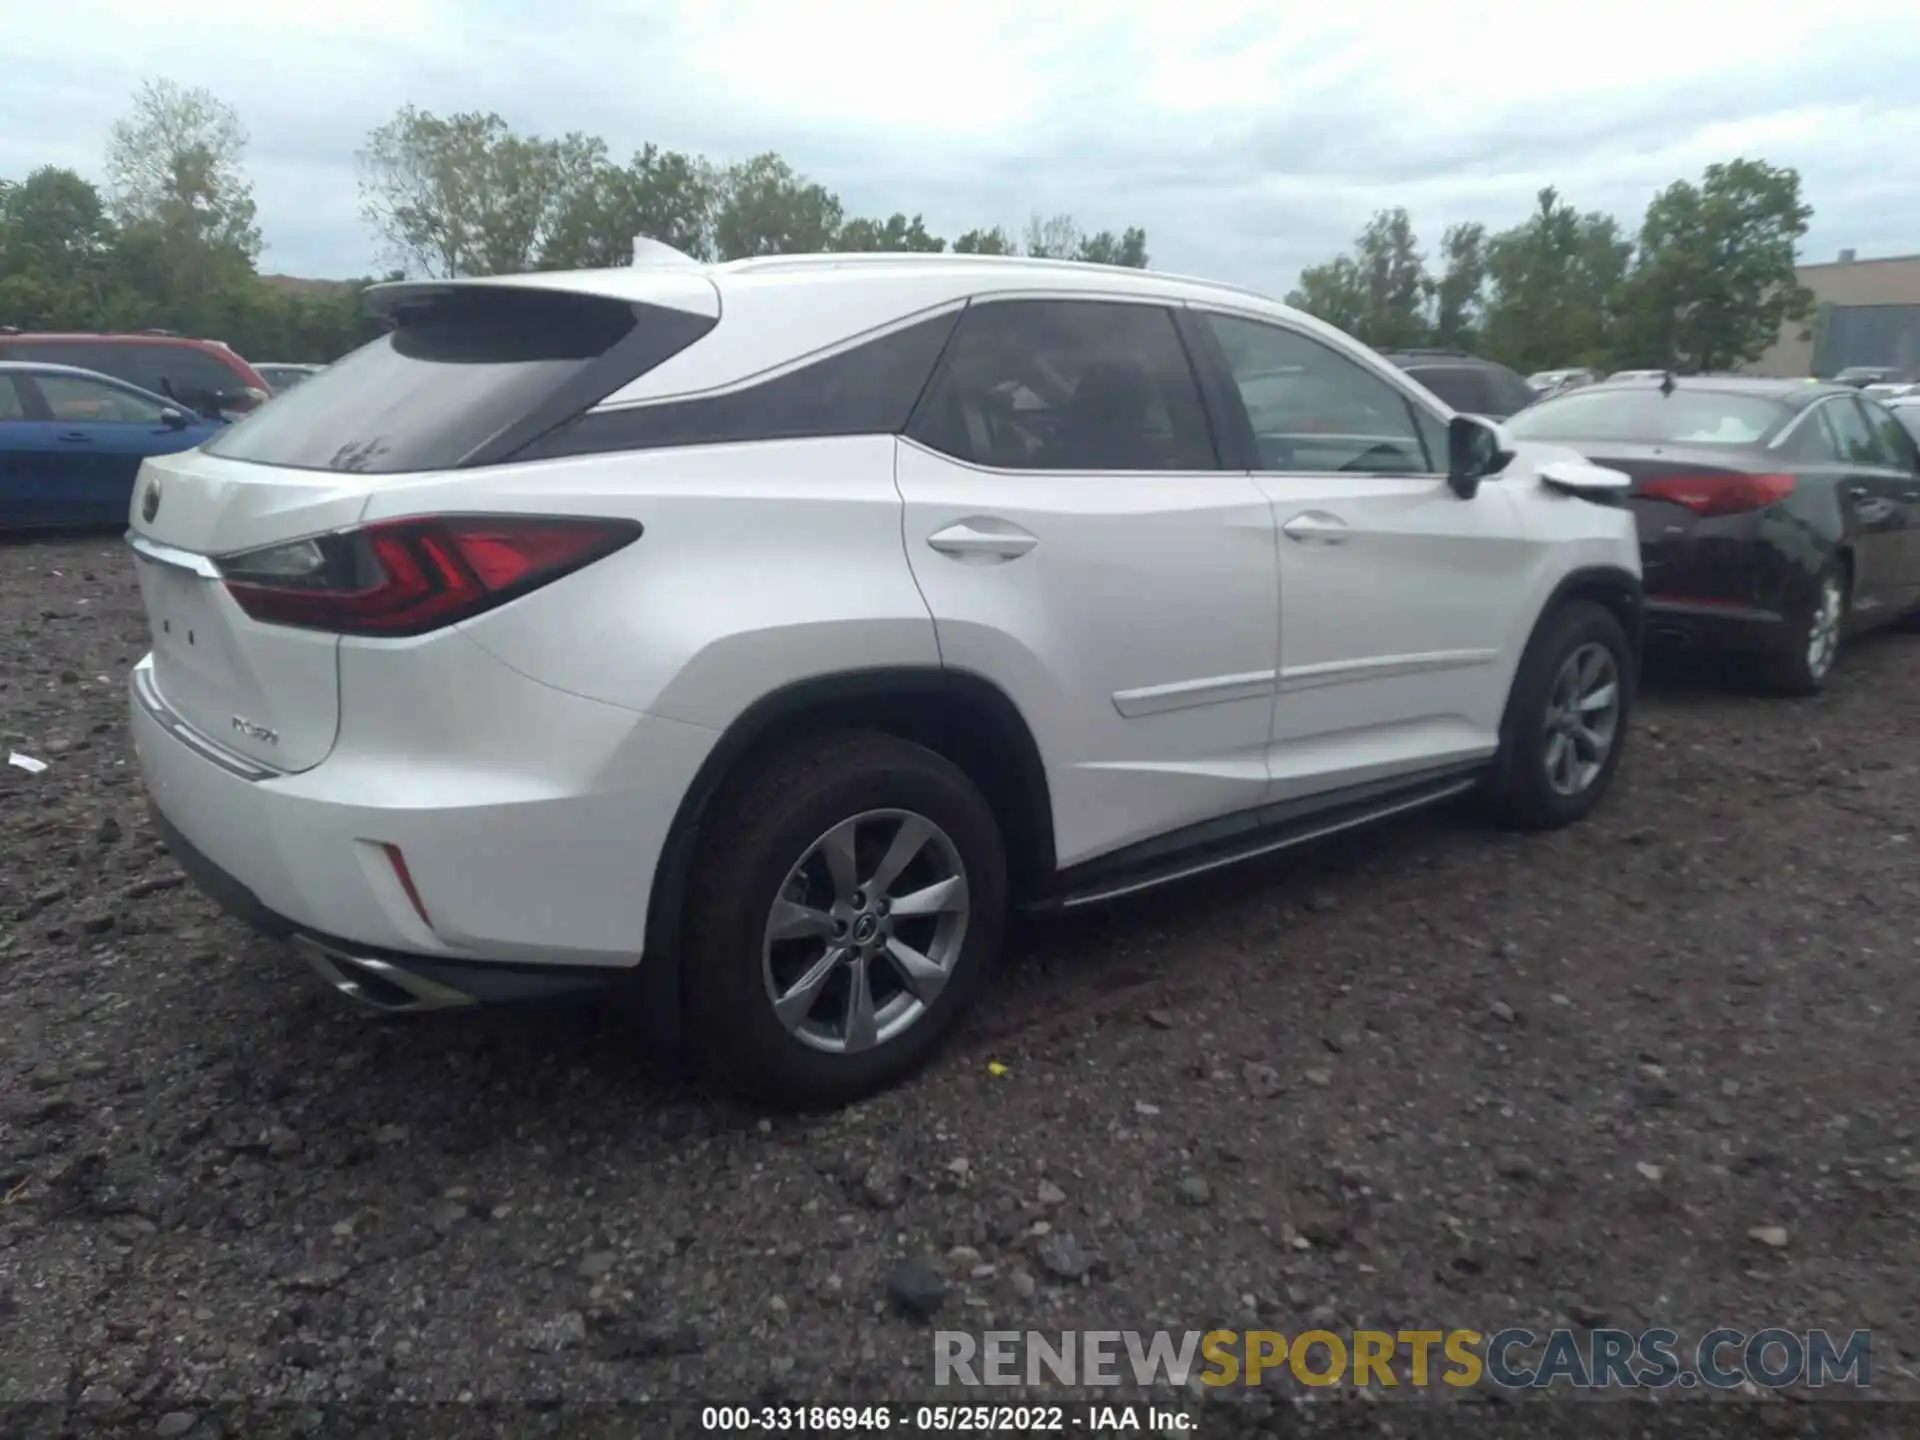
[131,665,283,782]
[126,530,222,579]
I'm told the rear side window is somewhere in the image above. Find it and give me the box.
[2,341,237,401]
[207,291,711,473]
[909,300,1216,471]
[0,377,24,421]
[515,309,961,462]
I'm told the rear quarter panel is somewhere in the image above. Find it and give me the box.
[364,435,941,723]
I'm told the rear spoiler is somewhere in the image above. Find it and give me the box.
[362,269,719,325]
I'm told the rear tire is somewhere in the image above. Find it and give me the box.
[1762,563,1846,696]
[1482,600,1634,830]
[682,732,1007,1106]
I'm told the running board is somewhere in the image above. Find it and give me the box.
[1028,764,1486,912]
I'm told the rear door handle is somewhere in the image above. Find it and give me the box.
[58,432,93,443]
[927,519,1038,562]
[1281,511,1349,545]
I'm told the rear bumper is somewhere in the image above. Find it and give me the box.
[147,803,619,1009]
[1642,597,1788,655]
[1637,506,1822,655]
[129,645,719,971]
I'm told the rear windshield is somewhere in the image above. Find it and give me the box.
[1507,388,1788,445]
[204,290,702,473]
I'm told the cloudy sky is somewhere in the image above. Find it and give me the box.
[7,0,1919,292]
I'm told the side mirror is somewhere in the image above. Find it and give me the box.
[159,407,190,431]
[1446,414,1512,499]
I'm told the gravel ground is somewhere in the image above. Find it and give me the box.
[3,535,1918,1434]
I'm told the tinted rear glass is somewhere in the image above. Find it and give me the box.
[205,291,691,473]
[1506,388,1788,445]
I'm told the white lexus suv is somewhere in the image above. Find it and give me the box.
[125,253,1641,1102]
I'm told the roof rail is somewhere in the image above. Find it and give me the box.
[711,250,1283,308]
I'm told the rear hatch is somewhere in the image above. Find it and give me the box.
[129,449,370,773]
[126,274,720,776]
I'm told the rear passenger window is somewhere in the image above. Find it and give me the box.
[909,300,1216,471]
[519,309,961,461]
[0,377,24,421]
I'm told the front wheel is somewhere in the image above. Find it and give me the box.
[682,732,1007,1106]
[1482,600,1634,830]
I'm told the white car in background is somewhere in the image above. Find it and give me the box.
[124,253,1642,1102]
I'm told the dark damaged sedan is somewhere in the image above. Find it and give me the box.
[1506,376,1920,694]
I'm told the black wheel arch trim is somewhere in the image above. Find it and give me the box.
[642,666,1057,1021]
[1541,564,1645,654]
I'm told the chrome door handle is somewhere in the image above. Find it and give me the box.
[927,519,1038,561]
[1281,511,1349,545]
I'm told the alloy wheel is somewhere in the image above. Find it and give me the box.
[1542,642,1621,797]
[761,809,970,1055]
[1806,575,1844,681]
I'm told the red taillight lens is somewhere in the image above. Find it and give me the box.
[1638,472,1796,517]
[220,515,641,636]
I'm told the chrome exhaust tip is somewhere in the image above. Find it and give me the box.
[294,935,478,1014]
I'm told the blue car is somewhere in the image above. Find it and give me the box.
[0,361,225,532]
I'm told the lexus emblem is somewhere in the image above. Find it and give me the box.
[140,480,162,524]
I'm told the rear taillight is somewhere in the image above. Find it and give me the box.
[219,515,641,636]
[1638,473,1795,517]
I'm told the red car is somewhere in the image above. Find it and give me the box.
[0,331,271,422]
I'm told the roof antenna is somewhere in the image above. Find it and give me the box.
[1659,370,1676,396]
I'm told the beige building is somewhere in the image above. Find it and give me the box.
[1749,250,1920,377]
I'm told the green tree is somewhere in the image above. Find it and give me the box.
[1286,255,1368,336]
[1077,226,1149,268]
[357,108,613,276]
[105,78,261,262]
[1430,222,1487,351]
[1616,158,1813,373]
[102,80,264,338]
[1352,208,1429,350]
[952,226,1014,255]
[1022,213,1081,260]
[0,167,118,327]
[1479,187,1630,372]
[1286,209,1429,348]
[711,153,843,260]
[834,212,945,252]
